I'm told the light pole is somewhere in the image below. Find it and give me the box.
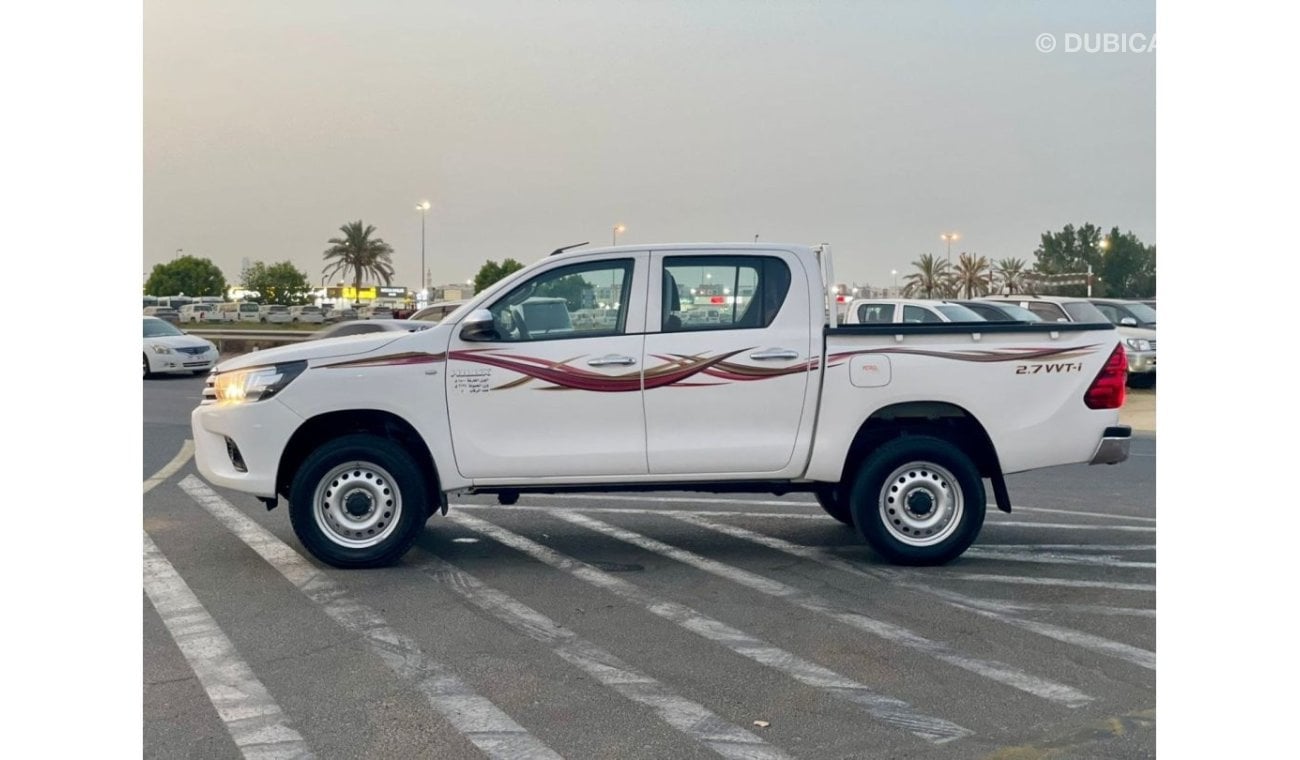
[891,269,898,294]
[1092,237,1111,297]
[940,233,960,266]
[612,223,626,246]
[416,201,431,305]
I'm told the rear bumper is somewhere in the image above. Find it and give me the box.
[1089,425,1132,465]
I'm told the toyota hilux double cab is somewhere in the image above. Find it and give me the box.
[193,243,1131,569]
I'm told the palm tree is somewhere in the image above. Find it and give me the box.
[902,254,954,299]
[954,252,993,298]
[994,257,1028,295]
[323,221,395,304]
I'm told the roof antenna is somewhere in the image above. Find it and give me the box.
[549,241,590,256]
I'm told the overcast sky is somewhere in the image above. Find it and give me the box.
[144,0,1154,291]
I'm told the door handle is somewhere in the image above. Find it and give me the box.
[587,354,637,367]
[749,349,800,361]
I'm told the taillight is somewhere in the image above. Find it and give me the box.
[1084,343,1128,409]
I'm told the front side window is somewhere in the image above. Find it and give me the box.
[661,256,790,332]
[487,260,633,342]
[1062,301,1108,323]
[1025,302,1068,321]
[902,305,941,323]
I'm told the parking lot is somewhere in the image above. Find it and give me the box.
[145,374,1155,759]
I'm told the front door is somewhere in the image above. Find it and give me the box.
[642,250,816,475]
[446,254,649,480]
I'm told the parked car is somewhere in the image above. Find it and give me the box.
[178,303,215,323]
[259,304,293,324]
[323,307,358,323]
[310,319,435,341]
[216,302,264,322]
[143,306,181,324]
[948,300,1043,322]
[289,305,325,324]
[1088,298,1156,329]
[359,306,394,320]
[844,299,984,324]
[194,242,1129,570]
[410,299,468,323]
[980,294,1155,388]
[143,316,218,378]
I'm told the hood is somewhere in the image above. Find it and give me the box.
[145,334,215,350]
[1116,325,1156,339]
[214,333,410,372]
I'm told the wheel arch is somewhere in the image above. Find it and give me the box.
[840,401,1011,513]
[277,409,445,515]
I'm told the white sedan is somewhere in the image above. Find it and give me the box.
[144,316,219,378]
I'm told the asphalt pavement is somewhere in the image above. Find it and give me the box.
[144,373,1156,759]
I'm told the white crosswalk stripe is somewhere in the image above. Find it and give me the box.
[179,476,564,760]
[447,512,972,744]
[554,511,1093,708]
[414,551,791,760]
[671,514,1156,671]
[144,531,314,760]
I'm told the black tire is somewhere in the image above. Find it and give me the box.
[814,486,853,525]
[288,434,430,568]
[849,435,985,566]
[1127,373,1155,389]
[143,353,153,379]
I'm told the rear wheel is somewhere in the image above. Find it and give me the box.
[142,353,151,379]
[814,486,853,525]
[288,434,429,568]
[849,435,985,565]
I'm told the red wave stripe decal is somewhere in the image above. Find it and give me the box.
[842,345,1101,363]
[321,351,447,369]
[443,344,1100,391]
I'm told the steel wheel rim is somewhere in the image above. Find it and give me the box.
[313,461,402,549]
[878,460,963,547]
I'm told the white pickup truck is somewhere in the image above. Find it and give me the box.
[193,243,1131,569]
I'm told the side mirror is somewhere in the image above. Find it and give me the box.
[1119,317,1138,326]
[459,309,499,342]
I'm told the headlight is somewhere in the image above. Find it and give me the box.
[150,344,173,354]
[1125,338,1151,352]
[212,361,306,403]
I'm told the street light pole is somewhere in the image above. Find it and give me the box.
[416,201,431,305]
[940,233,960,266]
[612,223,626,246]
[891,269,898,293]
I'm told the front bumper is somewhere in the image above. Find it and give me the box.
[151,348,218,374]
[1089,425,1132,465]
[1127,350,1156,375]
[191,397,303,497]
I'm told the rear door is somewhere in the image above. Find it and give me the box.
[446,254,650,480]
[642,250,816,475]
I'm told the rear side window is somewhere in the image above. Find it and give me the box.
[856,304,895,323]
[661,256,790,332]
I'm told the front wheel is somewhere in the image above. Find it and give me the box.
[849,435,985,566]
[288,434,430,568]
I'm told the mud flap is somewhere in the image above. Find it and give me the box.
[990,472,1012,513]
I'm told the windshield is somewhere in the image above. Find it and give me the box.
[240,304,260,312]
[1122,303,1157,324]
[994,304,1042,321]
[934,304,983,321]
[143,318,183,338]
[1063,301,1109,322]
